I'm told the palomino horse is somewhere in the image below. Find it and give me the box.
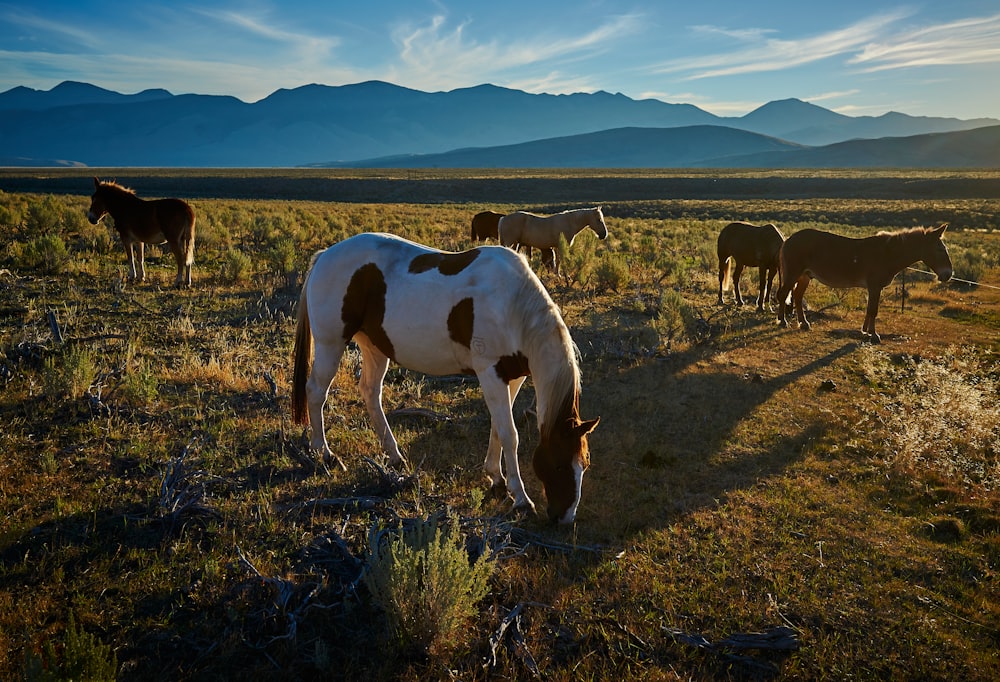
[87,177,196,287]
[717,221,785,311]
[499,207,608,272]
[776,225,952,342]
[292,232,600,523]
[471,210,503,242]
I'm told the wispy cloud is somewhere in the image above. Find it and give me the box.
[849,13,1000,71]
[1,8,104,51]
[196,8,340,65]
[656,10,911,79]
[386,12,644,92]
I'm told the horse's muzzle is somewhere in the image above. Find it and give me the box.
[86,211,100,225]
[938,269,953,282]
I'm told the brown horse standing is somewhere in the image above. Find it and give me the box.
[471,210,503,242]
[87,177,196,287]
[717,221,785,310]
[775,225,952,342]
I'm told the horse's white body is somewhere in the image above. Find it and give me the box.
[292,232,599,522]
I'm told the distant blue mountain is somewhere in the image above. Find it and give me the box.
[0,80,996,167]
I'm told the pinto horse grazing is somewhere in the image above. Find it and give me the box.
[776,225,952,342]
[292,232,600,523]
[499,207,608,272]
[717,221,785,310]
[87,177,196,287]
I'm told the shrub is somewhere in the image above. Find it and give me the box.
[593,253,631,293]
[653,288,702,351]
[363,514,494,656]
[43,345,96,400]
[18,234,70,274]
[22,611,117,682]
[218,248,253,285]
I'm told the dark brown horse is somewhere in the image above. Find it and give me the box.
[471,210,503,242]
[87,177,196,287]
[776,225,952,342]
[717,221,785,310]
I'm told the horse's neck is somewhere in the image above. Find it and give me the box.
[527,328,578,436]
[884,236,927,272]
[107,190,140,216]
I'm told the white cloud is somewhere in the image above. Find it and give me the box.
[850,13,1000,71]
[656,10,911,79]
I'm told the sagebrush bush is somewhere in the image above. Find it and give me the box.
[43,345,96,399]
[18,234,70,274]
[363,515,494,656]
[862,346,1000,493]
[22,611,117,682]
[593,253,631,292]
[218,248,253,284]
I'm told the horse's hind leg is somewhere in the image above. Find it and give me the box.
[732,263,746,305]
[863,287,882,343]
[356,337,407,468]
[793,276,811,330]
[756,266,768,311]
[717,256,727,305]
[306,339,348,470]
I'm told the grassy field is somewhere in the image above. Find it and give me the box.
[1,170,998,680]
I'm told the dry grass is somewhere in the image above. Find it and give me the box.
[1,174,999,680]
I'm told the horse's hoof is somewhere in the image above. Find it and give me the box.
[488,482,508,501]
[511,500,537,518]
[323,454,348,472]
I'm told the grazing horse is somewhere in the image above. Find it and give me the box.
[471,210,503,242]
[776,225,952,342]
[87,177,196,287]
[291,232,600,523]
[499,207,608,272]
[717,221,785,311]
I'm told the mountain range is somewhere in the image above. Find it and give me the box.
[1,80,998,168]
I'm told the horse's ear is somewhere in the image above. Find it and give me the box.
[932,223,948,237]
[93,176,100,189]
[574,417,600,437]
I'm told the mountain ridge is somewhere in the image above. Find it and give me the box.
[1,80,996,167]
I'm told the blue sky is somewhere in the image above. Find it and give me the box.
[2,1,999,119]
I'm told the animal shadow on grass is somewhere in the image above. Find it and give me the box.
[576,338,858,540]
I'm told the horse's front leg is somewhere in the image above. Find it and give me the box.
[136,242,147,282]
[863,287,882,343]
[121,238,139,282]
[357,340,407,469]
[479,374,534,514]
[483,377,527,499]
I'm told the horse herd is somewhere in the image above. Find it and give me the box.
[84,178,954,523]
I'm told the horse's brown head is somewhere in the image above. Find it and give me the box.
[87,177,109,225]
[533,415,600,523]
[925,223,953,283]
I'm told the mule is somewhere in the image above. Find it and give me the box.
[87,177,196,287]
[291,232,600,523]
[775,225,952,342]
[498,207,608,272]
[717,221,785,311]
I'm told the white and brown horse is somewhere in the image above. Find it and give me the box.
[717,221,785,310]
[87,177,196,287]
[499,207,608,272]
[776,225,952,342]
[292,232,600,523]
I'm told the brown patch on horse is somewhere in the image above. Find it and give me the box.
[494,351,530,383]
[533,392,600,520]
[447,298,475,348]
[408,249,480,275]
[341,263,396,360]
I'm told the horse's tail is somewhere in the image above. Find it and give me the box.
[470,215,479,240]
[291,268,314,426]
[720,256,733,292]
[184,214,196,267]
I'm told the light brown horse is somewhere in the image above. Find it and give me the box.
[87,177,196,287]
[499,207,608,272]
[775,225,952,342]
[717,221,785,310]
